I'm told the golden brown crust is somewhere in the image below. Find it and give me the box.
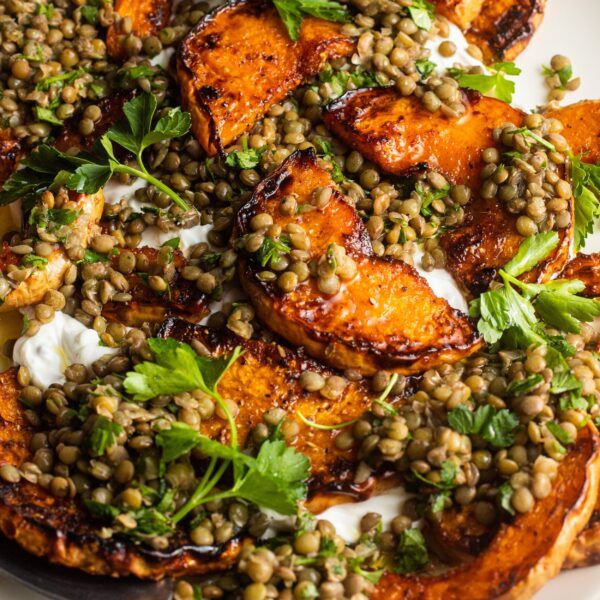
[235,149,481,376]
[465,0,546,63]
[372,424,600,599]
[431,0,485,30]
[0,190,105,313]
[323,88,524,189]
[0,320,383,578]
[177,0,354,155]
[563,254,600,298]
[106,0,172,59]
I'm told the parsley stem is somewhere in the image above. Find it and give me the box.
[172,458,230,523]
[212,390,238,448]
[296,410,358,430]
[374,373,399,415]
[114,165,190,211]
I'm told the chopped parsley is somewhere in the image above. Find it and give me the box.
[272,0,349,42]
[254,236,291,268]
[225,137,266,170]
[570,155,600,251]
[394,528,429,574]
[448,62,521,104]
[447,404,519,448]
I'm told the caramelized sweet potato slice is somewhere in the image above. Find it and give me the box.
[102,248,209,326]
[323,88,523,188]
[106,0,172,59]
[0,319,382,578]
[465,0,546,63]
[546,100,600,163]
[563,254,600,298]
[440,196,574,297]
[177,0,354,155]
[373,424,600,600]
[235,149,481,375]
[431,0,484,30]
[0,190,105,313]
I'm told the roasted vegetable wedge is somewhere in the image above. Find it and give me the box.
[546,100,600,162]
[323,88,523,188]
[235,149,481,375]
[106,0,172,59]
[0,319,383,577]
[465,0,547,63]
[431,0,484,30]
[177,0,354,155]
[102,248,210,326]
[373,424,600,600]
[0,190,104,313]
[563,254,600,298]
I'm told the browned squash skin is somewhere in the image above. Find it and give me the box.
[563,254,600,298]
[0,319,384,578]
[465,0,546,63]
[177,0,354,155]
[323,88,523,189]
[235,149,481,375]
[106,0,172,59]
[373,424,600,600]
[431,0,484,29]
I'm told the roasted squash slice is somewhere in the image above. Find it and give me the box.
[546,100,600,163]
[440,196,574,297]
[322,88,572,298]
[0,190,105,313]
[431,0,484,30]
[235,149,481,375]
[177,0,354,155]
[323,88,523,189]
[106,0,172,59]
[464,0,546,63]
[373,424,600,600]
[0,318,382,578]
[102,248,210,326]
[563,254,600,298]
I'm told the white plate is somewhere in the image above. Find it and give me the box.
[2,0,600,597]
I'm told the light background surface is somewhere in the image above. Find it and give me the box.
[2,0,600,597]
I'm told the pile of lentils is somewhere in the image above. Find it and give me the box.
[0,0,597,596]
[479,114,573,238]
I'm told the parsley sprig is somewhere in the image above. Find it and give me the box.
[470,231,600,400]
[448,62,521,104]
[272,0,350,42]
[571,155,600,251]
[0,93,191,210]
[122,338,310,522]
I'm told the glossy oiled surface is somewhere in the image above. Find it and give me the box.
[323,88,523,188]
[106,0,171,59]
[546,100,600,163]
[563,254,600,298]
[177,0,353,155]
[431,0,484,30]
[373,425,600,600]
[236,149,481,375]
[0,320,384,579]
[465,0,547,62]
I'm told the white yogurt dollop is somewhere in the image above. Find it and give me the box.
[317,487,412,543]
[13,312,118,389]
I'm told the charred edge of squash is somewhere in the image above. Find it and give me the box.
[473,0,546,61]
[235,148,481,368]
[178,0,267,157]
